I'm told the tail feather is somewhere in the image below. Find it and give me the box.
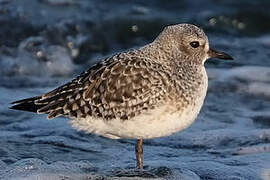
[10,95,70,119]
[10,96,44,113]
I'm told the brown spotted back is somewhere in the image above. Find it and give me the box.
[36,52,172,120]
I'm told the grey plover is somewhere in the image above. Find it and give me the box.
[11,24,233,169]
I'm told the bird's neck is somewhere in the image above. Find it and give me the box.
[138,42,177,64]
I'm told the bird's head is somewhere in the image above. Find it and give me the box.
[155,23,233,64]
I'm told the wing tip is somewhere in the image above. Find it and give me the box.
[9,96,42,113]
[11,96,41,104]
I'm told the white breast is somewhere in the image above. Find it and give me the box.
[70,67,208,139]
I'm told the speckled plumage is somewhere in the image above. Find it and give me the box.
[11,24,212,138]
[11,23,233,169]
[38,53,172,121]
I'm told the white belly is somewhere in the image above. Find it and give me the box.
[70,68,208,139]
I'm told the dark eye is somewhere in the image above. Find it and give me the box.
[190,41,200,48]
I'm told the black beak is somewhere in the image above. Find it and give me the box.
[208,48,233,60]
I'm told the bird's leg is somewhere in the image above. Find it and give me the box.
[135,139,143,170]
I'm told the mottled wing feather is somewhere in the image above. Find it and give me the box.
[41,56,116,99]
[36,53,170,120]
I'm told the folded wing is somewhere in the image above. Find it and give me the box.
[11,53,171,120]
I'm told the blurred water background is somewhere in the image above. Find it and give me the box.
[0,0,270,179]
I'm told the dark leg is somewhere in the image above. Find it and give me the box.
[135,139,143,170]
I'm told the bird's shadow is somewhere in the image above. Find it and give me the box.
[111,166,172,178]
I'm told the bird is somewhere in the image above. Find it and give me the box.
[10,23,233,170]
